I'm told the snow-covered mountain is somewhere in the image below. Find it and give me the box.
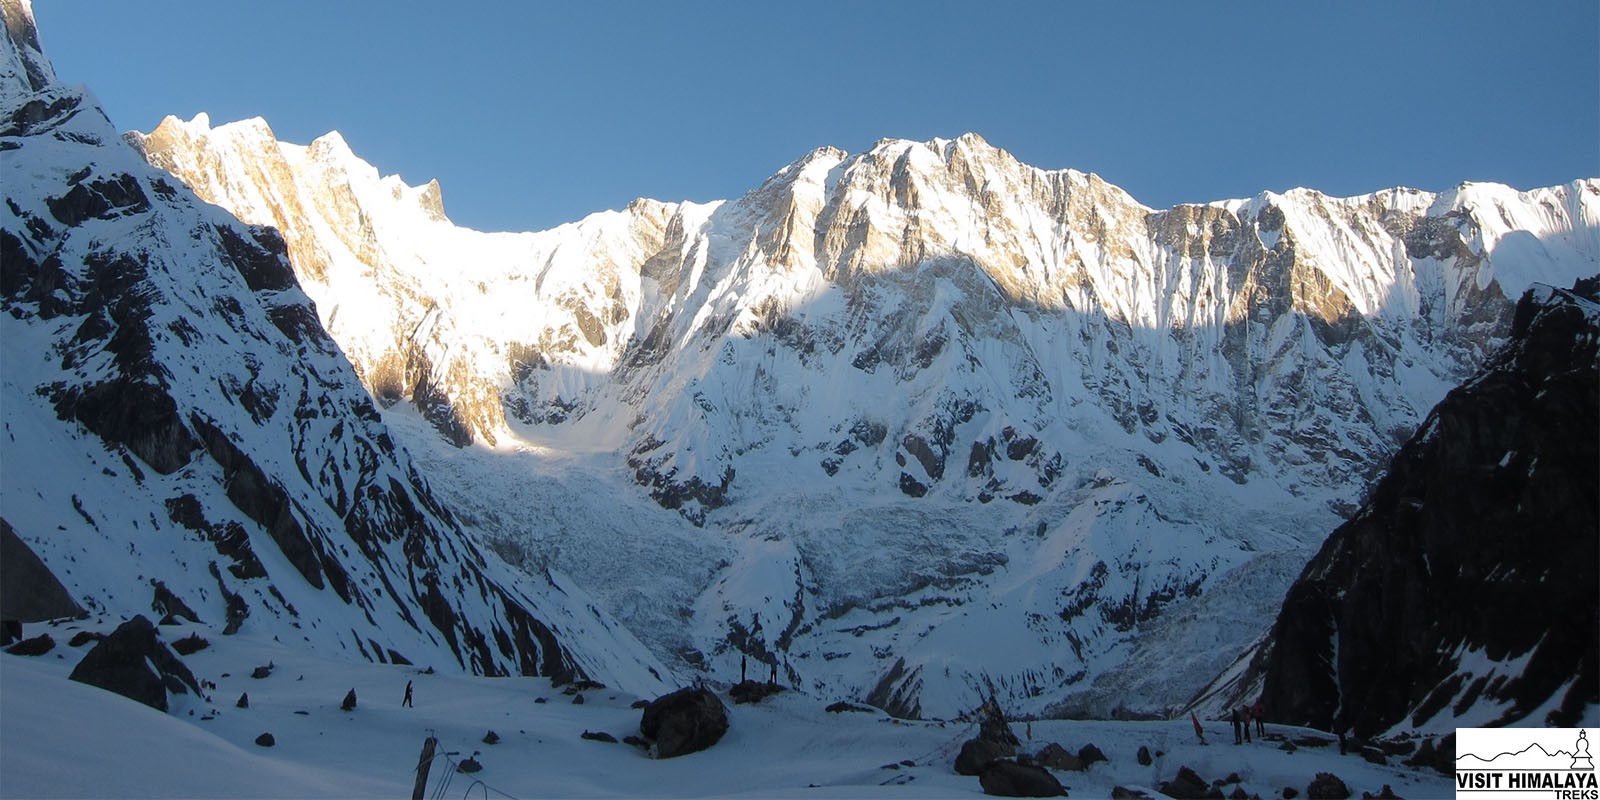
[0,0,670,698]
[130,105,1599,720]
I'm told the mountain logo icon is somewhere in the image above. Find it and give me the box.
[1456,728,1600,797]
[1458,728,1596,771]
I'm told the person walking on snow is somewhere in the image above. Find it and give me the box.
[1231,707,1242,744]
[1252,699,1266,737]
[1191,711,1207,745]
[402,680,414,708]
[1241,706,1252,743]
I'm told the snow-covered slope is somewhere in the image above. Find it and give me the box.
[0,0,670,698]
[0,620,1456,799]
[132,89,1599,719]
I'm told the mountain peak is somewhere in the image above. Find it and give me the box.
[0,0,52,97]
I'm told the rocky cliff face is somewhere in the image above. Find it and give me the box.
[0,1,669,696]
[131,95,1598,717]
[1196,281,1598,734]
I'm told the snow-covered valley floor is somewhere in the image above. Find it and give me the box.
[1,618,1453,799]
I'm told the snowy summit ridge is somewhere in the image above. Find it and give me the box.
[133,106,1599,720]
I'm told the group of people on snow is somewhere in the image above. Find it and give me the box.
[1189,700,1266,745]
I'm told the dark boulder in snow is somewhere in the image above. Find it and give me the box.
[1158,765,1213,799]
[729,679,782,704]
[956,738,1016,776]
[341,688,357,711]
[639,687,728,758]
[67,630,101,647]
[482,730,499,745]
[1032,742,1083,771]
[1137,745,1153,766]
[1306,772,1350,800]
[581,730,618,743]
[1,519,84,623]
[68,615,200,712]
[977,759,1066,797]
[251,662,273,679]
[171,633,208,656]
[1077,742,1108,765]
[254,732,274,747]
[5,633,53,656]
[236,692,249,709]
[456,756,482,773]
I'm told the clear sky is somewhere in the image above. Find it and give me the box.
[33,1,1600,234]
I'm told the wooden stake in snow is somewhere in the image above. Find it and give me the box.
[411,735,437,800]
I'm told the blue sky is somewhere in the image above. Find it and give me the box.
[35,1,1600,234]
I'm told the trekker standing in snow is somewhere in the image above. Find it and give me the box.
[1190,711,1207,745]
[1252,699,1266,737]
[1241,706,1252,743]
[403,680,414,708]
[1230,707,1242,744]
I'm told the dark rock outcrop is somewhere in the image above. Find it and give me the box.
[1253,282,1600,736]
[638,687,729,758]
[977,759,1066,797]
[581,730,618,744]
[1,519,84,622]
[171,633,208,656]
[1077,743,1107,766]
[956,737,1017,776]
[254,732,274,747]
[729,679,783,704]
[1033,742,1084,771]
[4,633,53,656]
[1306,773,1350,800]
[68,615,201,712]
[1137,745,1153,766]
[1159,765,1213,799]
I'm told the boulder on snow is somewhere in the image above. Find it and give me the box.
[1361,785,1402,800]
[254,732,274,747]
[67,630,101,648]
[639,687,729,758]
[1283,789,1299,799]
[1137,745,1153,766]
[457,756,482,774]
[978,759,1067,797]
[1306,773,1350,800]
[341,688,357,711]
[5,633,54,656]
[68,615,200,712]
[171,633,208,656]
[482,730,500,745]
[956,737,1016,775]
[729,679,782,704]
[571,692,585,705]
[250,662,273,679]
[236,692,249,708]
[581,730,618,743]
[1159,765,1213,799]
[1077,742,1108,765]
[825,700,874,713]
[1033,742,1084,771]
